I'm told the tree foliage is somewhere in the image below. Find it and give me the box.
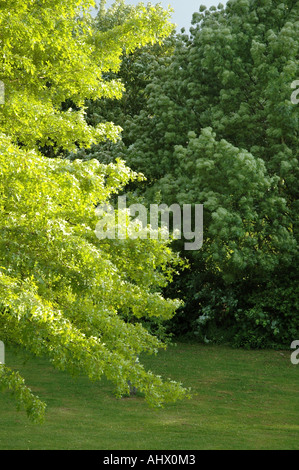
[86,0,298,346]
[0,0,188,422]
[68,0,177,164]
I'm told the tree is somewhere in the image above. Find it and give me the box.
[108,0,299,346]
[0,0,188,422]
[68,0,177,164]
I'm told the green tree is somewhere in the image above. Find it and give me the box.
[68,0,176,164]
[112,0,299,346]
[0,0,188,422]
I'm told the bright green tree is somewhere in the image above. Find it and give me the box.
[67,0,176,164]
[113,0,299,347]
[0,0,188,422]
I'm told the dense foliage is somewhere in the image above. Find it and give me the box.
[68,0,177,164]
[82,0,299,348]
[0,0,189,422]
[1,0,298,423]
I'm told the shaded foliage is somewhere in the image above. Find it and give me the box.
[82,0,299,347]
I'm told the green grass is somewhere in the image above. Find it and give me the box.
[1,342,299,450]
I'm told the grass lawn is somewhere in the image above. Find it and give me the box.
[0,342,298,450]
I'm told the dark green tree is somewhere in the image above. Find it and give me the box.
[97,0,299,347]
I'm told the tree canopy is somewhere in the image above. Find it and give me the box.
[124,0,298,277]
[0,0,188,422]
[83,0,298,347]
